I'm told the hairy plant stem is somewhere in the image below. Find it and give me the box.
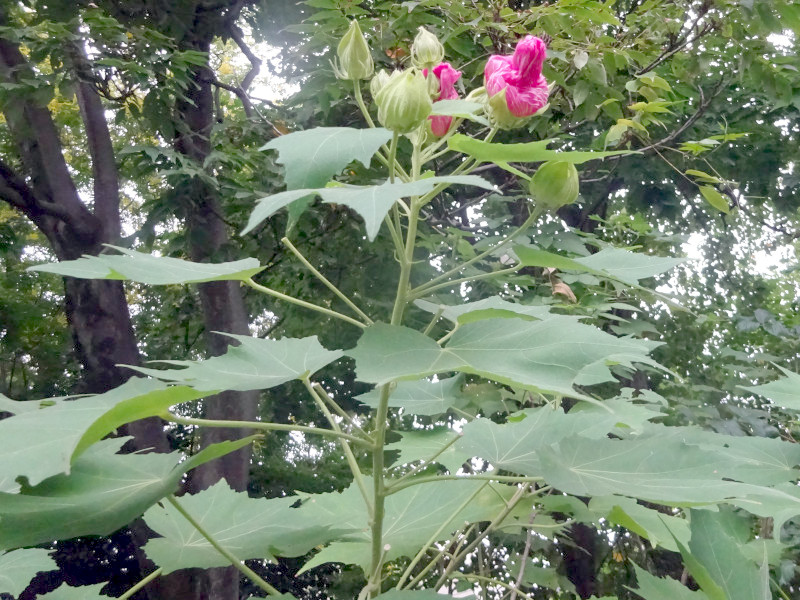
[388,131,400,183]
[412,205,544,297]
[386,473,544,495]
[386,432,462,489]
[162,411,370,447]
[403,524,477,590]
[458,573,533,598]
[432,485,532,590]
[117,568,162,600]
[281,236,373,324]
[244,277,366,329]
[166,495,283,596]
[421,305,445,336]
[394,482,489,589]
[410,265,522,299]
[365,130,424,598]
[303,378,374,517]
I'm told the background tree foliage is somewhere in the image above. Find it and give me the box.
[1,0,800,599]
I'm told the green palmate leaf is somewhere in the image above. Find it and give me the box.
[298,479,515,572]
[514,246,686,286]
[348,318,657,401]
[448,134,634,166]
[457,401,660,477]
[0,378,204,490]
[128,334,342,392]
[242,175,494,240]
[414,296,552,324]
[0,549,57,597]
[688,509,770,600]
[672,536,726,600]
[386,427,469,472]
[0,436,256,551]
[742,366,800,410]
[630,564,708,600]
[260,127,392,189]
[28,245,263,284]
[537,432,800,506]
[356,374,465,416]
[143,481,347,574]
[589,496,690,553]
[37,583,108,599]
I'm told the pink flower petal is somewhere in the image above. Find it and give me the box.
[430,114,453,136]
[511,36,546,85]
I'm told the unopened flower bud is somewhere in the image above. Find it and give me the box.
[529,161,580,211]
[370,69,391,98]
[375,69,432,134]
[411,27,444,70]
[334,20,373,80]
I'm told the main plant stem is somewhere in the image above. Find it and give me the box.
[365,132,424,598]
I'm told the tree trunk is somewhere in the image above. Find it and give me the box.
[0,17,169,600]
[151,10,259,600]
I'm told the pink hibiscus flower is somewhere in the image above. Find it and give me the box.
[484,35,549,118]
[426,62,462,136]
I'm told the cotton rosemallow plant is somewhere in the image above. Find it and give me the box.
[9,22,788,600]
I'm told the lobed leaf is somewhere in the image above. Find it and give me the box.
[456,401,661,477]
[514,246,686,286]
[127,334,342,392]
[29,245,263,284]
[349,318,658,401]
[0,378,205,490]
[414,296,552,324]
[0,549,57,597]
[356,374,465,416]
[143,481,348,574]
[688,509,769,600]
[243,175,494,240]
[260,127,393,189]
[629,563,708,599]
[448,134,634,165]
[742,366,800,411]
[0,436,256,551]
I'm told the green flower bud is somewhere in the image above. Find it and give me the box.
[411,27,444,70]
[334,20,373,80]
[370,69,391,98]
[529,161,580,211]
[486,88,530,130]
[375,69,432,134]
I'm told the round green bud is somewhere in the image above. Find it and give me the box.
[335,20,373,80]
[370,69,391,98]
[529,161,580,211]
[411,27,445,70]
[375,69,432,134]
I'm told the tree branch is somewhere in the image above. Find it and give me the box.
[68,39,122,241]
[210,76,254,117]
[227,22,261,92]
